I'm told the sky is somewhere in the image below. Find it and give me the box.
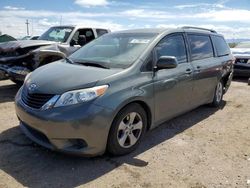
[1,0,250,39]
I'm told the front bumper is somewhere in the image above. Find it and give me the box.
[8,66,30,81]
[15,88,114,156]
[233,57,250,77]
[234,67,250,78]
[0,64,30,81]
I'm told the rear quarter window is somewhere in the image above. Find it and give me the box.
[188,34,214,61]
[211,36,230,57]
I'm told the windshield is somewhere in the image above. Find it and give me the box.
[69,32,158,68]
[234,42,250,48]
[38,26,74,42]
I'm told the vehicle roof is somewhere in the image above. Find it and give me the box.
[50,25,109,30]
[112,27,223,36]
[114,28,167,34]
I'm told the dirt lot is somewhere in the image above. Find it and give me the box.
[0,79,249,188]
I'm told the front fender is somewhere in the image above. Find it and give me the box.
[93,73,154,127]
[31,44,67,68]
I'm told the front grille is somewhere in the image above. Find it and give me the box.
[235,58,249,64]
[22,88,54,109]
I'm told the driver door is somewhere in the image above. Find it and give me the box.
[153,34,194,125]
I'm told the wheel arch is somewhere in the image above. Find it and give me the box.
[111,99,153,132]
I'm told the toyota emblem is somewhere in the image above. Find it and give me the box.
[28,83,37,93]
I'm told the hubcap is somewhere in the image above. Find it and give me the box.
[117,112,143,148]
[216,82,223,103]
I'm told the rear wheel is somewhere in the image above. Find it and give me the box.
[107,104,147,156]
[210,80,223,107]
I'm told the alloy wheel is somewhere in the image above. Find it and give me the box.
[216,82,223,103]
[117,112,143,148]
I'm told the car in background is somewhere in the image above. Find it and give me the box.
[0,25,110,84]
[0,34,16,43]
[21,35,40,40]
[15,26,234,156]
[230,42,250,78]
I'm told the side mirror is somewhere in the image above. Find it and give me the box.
[78,35,87,46]
[156,56,178,70]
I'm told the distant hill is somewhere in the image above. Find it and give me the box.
[226,39,250,43]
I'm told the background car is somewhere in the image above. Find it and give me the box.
[0,25,110,84]
[0,34,16,43]
[21,35,40,40]
[231,42,250,78]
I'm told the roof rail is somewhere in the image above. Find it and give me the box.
[181,26,217,33]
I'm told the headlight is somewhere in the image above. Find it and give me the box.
[53,85,109,108]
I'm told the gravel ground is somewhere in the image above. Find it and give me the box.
[0,79,249,188]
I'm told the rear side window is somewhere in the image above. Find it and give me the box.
[85,29,95,42]
[156,34,187,64]
[188,35,214,61]
[212,36,230,57]
[96,29,108,37]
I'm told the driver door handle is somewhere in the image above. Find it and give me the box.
[195,66,202,73]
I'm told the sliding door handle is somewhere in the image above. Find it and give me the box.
[185,69,193,74]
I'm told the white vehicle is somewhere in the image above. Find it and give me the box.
[230,42,250,80]
[0,25,110,84]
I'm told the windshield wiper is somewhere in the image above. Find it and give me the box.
[65,57,74,64]
[76,61,110,69]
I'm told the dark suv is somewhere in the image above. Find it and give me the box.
[15,26,234,156]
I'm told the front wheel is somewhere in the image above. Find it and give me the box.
[107,104,147,156]
[209,80,223,107]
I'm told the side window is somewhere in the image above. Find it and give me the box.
[156,34,187,64]
[84,29,95,43]
[71,29,95,44]
[142,52,153,72]
[211,36,230,57]
[96,29,108,37]
[188,34,214,61]
[72,31,80,42]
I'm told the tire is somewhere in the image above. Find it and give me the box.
[107,104,147,156]
[210,80,224,107]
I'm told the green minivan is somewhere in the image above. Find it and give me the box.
[15,27,234,156]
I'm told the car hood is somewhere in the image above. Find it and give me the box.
[0,40,56,52]
[25,60,122,94]
[231,48,250,56]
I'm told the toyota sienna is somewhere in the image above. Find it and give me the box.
[15,27,234,156]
